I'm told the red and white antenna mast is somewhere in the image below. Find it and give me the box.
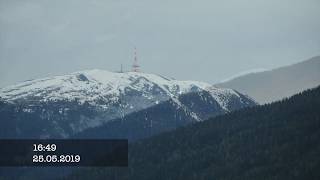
[132,47,140,72]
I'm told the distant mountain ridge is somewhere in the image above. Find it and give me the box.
[0,70,256,139]
[216,56,320,104]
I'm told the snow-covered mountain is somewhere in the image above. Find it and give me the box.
[0,70,256,139]
[1,69,208,103]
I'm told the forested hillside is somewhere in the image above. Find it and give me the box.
[67,86,320,180]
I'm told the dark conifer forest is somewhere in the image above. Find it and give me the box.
[66,86,320,180]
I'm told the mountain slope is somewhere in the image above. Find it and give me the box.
[74,89,254,141]
[69,86,320,180]
[216,56,320,104]
[0,70,256,138]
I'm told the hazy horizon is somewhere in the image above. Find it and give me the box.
[1,0,319,87]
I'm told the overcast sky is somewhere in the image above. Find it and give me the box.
[0,0,319,87]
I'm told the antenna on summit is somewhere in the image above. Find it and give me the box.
[132,47,140,72]
[120,64,123,73]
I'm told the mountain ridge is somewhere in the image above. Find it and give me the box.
[216,56,320,104]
